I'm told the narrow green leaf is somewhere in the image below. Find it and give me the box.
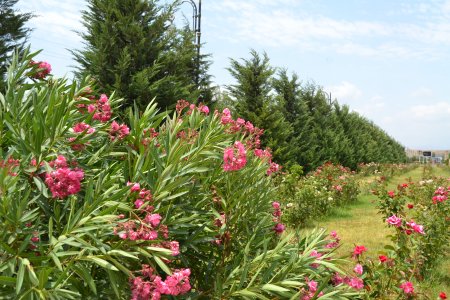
[153,256,171,275]
[82,257,118,271]
[16,258,25,294]
[107,250,138,260]
[262,283,290,292]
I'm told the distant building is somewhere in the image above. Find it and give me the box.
[405,148,450,164]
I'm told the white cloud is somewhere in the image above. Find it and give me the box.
[327,81,363,102]
[210,0,450,60]
[409,102,450,119]
[411,87,434,98]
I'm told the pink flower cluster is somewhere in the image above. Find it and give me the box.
[266,162,281,176]
[0,157,20,176]
[109,121,130,141]
[325,230,341,249]
[141,128,159,147]
[405,220,425,235]
[114,183,164,241]
[30,60,52,79]
[69,122,96,150]
[254,148,282,175]
[44,155,84,198]
[386,215,425,235]
[254,148,272,160]
[220,108,263,149]
[432,186,448,204]
[301,278,323,300]
[332,273,364,290]
[400,281,414,294]
[87,94,112,122]
[333,184,343,192]
[130,265,191,300]
[174,99,209,116]
[223,141,247,171]
[309,249,323,268]
[271,201,285,234]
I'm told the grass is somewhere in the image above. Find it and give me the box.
[301,165,449,296]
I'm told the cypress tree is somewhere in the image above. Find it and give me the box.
[72,0,210,110]
[227,50,292,164]
[0,0,33,91]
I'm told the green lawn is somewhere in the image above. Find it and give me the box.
[304,165,449,296]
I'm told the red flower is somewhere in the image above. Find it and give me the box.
[440,292,447,299]
[379,255,388,263]
[353,245,367,257]
[407,203,414,209]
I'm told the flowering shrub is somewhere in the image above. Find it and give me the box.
[279,162,360,227]
[353,172,449,298]
[0,50,361,299]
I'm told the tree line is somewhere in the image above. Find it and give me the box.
[0,0,407,172]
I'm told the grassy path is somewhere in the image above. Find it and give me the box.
[308,167,424,258]
[309,165,450,295]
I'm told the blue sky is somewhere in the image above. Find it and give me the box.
[16,0,450,150]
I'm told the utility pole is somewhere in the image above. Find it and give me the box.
[180,0,201,86]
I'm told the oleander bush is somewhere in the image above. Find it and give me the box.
[0,50,363,299]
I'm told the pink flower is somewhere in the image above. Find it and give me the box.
[353,245,367,257]
[221,108,233,125]
[145,213,162,227]
[272,202,280,209]
[406,220,425,235]
[273,223,285,234]
[348,277,364,290]
[154,269,191,296]
[267,162,281,176]
[90,94,112,122]
[45,159,84,199]
[49,155,68,168]
[169,241,180,256]
[400,281,414,294]
[309,250,322,268]
[200,105,209,115]
[388,190,395,198]
[223,141,247,171]
[30,60,52,79]
[307,280,318,293]
[128,182,141,192]
[236,118,245,126]
[109,121,130,141]
[73,122,95,134]
[386,215,402,227]
[353,264,363,275]
[134,199,144,209]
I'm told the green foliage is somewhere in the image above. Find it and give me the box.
[279,162,360,228]
[360,172,449,298]
[0,0,33,92]
[72,0,212,111]
[223,51,407,172]
[0,50,361,299]
[227,50,293,165]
